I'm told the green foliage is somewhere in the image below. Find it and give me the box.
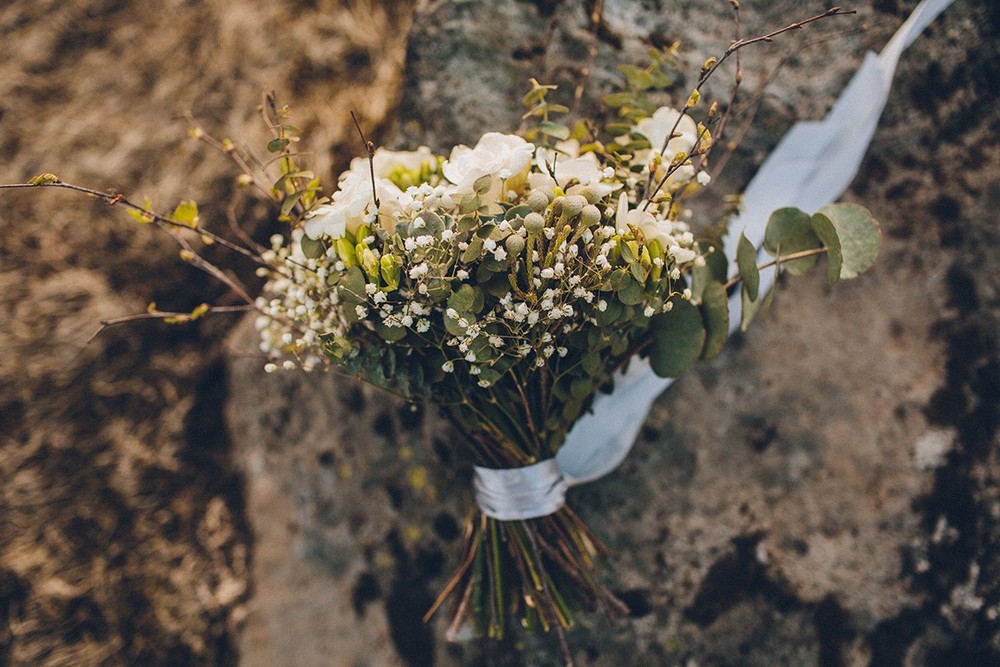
[603,45,681,133]
[763,207,821,275]
[171,200,200,229]
[739,203,882,331]
[736,233,760,301]
[649,298,704,378]
[699,281,728,359]
[816,203,881,279]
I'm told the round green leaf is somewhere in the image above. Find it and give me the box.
[691,241,727,301]
[300,234,324,260]
[763,207,821,276]
[648,298,705,378]
[816,203,881,279]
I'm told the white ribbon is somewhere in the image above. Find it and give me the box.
[474,0,955,522]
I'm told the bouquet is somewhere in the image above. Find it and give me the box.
[251,57,881,648]
[2,5,888,661]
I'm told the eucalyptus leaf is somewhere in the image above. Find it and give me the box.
[690,241,726,300]
[809,212,843,286]
[460,195,481,214]
[736,233,760,301]
[740,283,761,332]
[816,203,881,279]
[448,284,476,313]
[594,298,623,326]
[473,174,494,195]
[461,237,484,263]
[300,234,324,260]
[478,368,503,386]
[700,281,729,359]
[763,207,821,275]
[618,277,644,305]
[538,121,571,140]
[581,350,602,375]
[338,266,367,305]
[648,298,705,378]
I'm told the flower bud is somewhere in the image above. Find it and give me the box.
[527,189,551,212]
[577,185,603,204]
[524,211,546,234]
[505,233,526,256]
[580,204,602,228]
[560,195,587,221]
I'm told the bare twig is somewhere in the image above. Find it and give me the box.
[183,110,277,203]
[0,180,270,267]
[643,6,855,206]
[86,305,254,344]
[723,246,829,290]
[350,110,380,209]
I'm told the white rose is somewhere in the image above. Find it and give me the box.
[442,132,534,199]
[614,192,677,249]
[371,146,437,176]
[634,106,698,157]
[304,147,437,239]
[534,140,618,200]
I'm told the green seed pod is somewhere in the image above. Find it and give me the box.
[578,185,603,204]
[580,204,602,228]
[524,211,546,234]
[505,233,526,256]
[561,195,587,220]
[527,189,551,212]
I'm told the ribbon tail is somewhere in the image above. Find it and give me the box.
[555,0,955,490]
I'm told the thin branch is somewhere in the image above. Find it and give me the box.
[643,6,854,206]
[183,110,277,202]
[723,246,829,290]
[0,180,270,267]
[86,304,254,344]
[350,110,380,209]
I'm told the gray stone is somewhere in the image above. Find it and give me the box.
[227,1,1000,664]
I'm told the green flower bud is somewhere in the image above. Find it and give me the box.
[527,189,551,212]
[524,211,546,234]
[560,195,587,222]
[580,204,602,228]
[505,233,526,256]
[336,237,358,267]
[380,254,401,291]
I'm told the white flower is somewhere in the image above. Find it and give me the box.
[304,147,438,240]
[442,132,534,199]
[669,244,698,264]
[633,106,698,157]
[615,191,682,250]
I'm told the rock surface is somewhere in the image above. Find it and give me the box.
[226,1,1000,665]
[0,1,412,665]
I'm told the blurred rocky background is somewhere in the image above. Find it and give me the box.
[3,1,999,666]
